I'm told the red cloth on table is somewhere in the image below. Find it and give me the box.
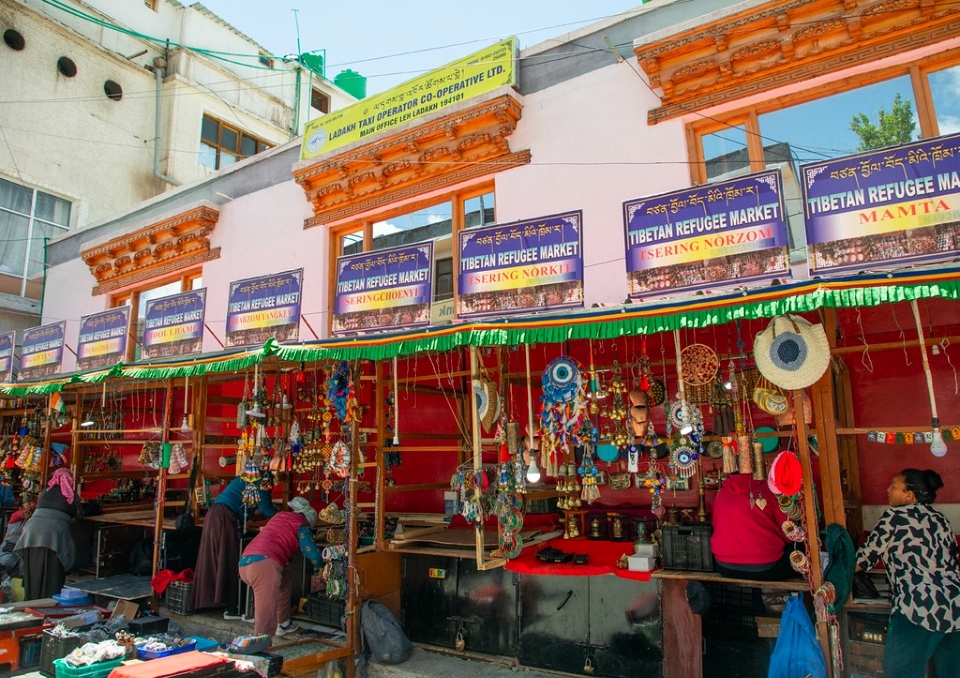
[150,567,194,595]
[710,473,790,566]
[107,651,227,678]
[505,538,651,581]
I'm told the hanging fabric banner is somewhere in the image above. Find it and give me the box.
[333,242,433,335]
[458,210,584,319]
[225,269,303,347]
[20,321,66,381]
[77,306,130,371]
[141,289,206,360]
[623,169,790,298]
[0,331,14,384]
[801,131,960,276]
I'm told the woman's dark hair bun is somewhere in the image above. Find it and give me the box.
[900,468,943,504]
[923,470,944,493]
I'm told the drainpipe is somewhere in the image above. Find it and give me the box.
[153,63,181,187]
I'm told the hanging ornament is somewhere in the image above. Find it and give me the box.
[679,344,720,387]
[539,356,586,476]
[671,439,698,479]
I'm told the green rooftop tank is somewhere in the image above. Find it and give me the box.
[300,52,325,78]
[334,69,367,100]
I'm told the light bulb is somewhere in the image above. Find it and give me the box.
[526,456,541,484]
[930,421,948,457]
[680,405,693,435]
[180,414,190,433]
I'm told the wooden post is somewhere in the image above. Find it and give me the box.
[39,394,53,486]
[469,346,484,566]
[812,308,846,528]
[374,359,387,550]
[345,402,361,678]
[794,389,831,676]
[152,379,174,584]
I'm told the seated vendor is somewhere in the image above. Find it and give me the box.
[710,473,798,581]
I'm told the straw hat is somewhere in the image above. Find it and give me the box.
[473,378,501,433]
[753,315,830,391]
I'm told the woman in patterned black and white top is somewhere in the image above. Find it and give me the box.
[856,468,960,678]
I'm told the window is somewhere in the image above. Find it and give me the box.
[143,0,157,10]
[112,271,202,360]
[199,115,271,170]
[434,258,453,302]
[330,183,494,329]
[311,89,330,114]
[0,177,70,298]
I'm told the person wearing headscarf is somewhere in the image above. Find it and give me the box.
[238,497,323,639]
[15,468,80,599]
[856,469,960,678]
[191,476,276,619]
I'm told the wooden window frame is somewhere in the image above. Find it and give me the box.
[200,114,271,170]
[687,50,960,185]
[326,182,494,334]
[311,88,330,114]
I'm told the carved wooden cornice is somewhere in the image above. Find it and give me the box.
[294,94,528,226]
[82,205,220,294]
[635,0,960,124]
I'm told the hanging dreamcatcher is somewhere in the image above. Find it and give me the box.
[326,439,351,478]
[539,356,587,477]
[327,361,359,423]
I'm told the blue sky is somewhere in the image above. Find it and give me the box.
[197,0,644,94]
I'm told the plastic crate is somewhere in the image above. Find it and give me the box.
[661,523,714,571]
[53,657,123,678]
[39,628,86,677]
[19,635,43,668]
[306,595,345,627]
[166,581,195,616]
[137,638,196,660]
[126,616,169,637]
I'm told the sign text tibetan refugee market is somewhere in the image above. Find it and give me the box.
[458,210,584,319]
[20,321,66,381]
[300,38,516,159]
[77,306,131,371]
[623,169,790,297]
[0,332,14,383]
[333,243,434,335]
[801,131,960,275]
[142,290,206,360]
[225,269,303,348]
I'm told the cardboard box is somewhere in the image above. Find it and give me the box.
[633,543,659,558]
[112,600,139,621]
[628,555,658,572]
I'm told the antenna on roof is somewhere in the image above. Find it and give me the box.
[292,9,302,65]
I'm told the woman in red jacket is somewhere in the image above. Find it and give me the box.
[710,473,797,581]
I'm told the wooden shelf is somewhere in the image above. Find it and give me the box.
[79,470,159,480]
[75,439,194,447]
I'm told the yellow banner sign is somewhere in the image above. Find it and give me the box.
[301,38,517,160]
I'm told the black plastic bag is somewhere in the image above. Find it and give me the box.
[853,571,881,599]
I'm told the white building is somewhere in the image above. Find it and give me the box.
[0,0,357,330]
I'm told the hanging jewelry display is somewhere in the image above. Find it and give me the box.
[670,331,701,480]
[578,446,601,504]
[539,355,586,477]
